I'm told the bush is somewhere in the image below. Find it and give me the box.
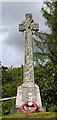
[2,99,16,115]
[48,105,57,112]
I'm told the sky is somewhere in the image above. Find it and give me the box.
[1,2,50,68]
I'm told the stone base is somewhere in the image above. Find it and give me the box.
[16,82,42,108]
[38,106,46,112]
[10,106,46,113]
[10,108,21,113]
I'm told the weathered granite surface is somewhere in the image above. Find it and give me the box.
[16,82,42,108]
[16,13,42,109]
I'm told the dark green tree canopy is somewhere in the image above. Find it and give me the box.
[34,1,57,111]
[34,1,57,66]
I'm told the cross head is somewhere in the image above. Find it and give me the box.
[19,13,39,34]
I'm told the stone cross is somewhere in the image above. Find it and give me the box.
[19,13,39,83]
[16,13,42,109]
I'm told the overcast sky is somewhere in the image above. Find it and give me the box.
[1,2,50,68]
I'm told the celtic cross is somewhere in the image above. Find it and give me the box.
[19,13,39,83]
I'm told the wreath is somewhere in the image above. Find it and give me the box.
[20,101,37,113]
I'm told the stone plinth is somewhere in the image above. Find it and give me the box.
[16,82,42,108]
[10,108,21,113]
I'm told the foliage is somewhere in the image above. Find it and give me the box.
[2,65,23,98]
[34,1,57,64]
[2,65,23,115]
[2,99,16,115]
[48,105,57,112]
[34,1,57,111]
[34,63,57,111]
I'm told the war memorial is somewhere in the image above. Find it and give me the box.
[11,13,46,113]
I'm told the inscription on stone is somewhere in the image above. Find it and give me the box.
[22,91,28,102]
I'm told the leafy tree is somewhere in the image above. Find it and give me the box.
[2,65,23,115]
[2,99,16,115]
[34,1,57,111]
[2,65,23,98]
[34,1,57,64]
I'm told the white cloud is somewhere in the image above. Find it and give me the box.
[2,32,9,41]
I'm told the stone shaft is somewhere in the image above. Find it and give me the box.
[24,30,34,83]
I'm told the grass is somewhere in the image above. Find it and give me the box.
[2,112,57,119]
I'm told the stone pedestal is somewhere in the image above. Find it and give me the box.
[10,108,21,113]
[38,106,46,112]
[16,82,42,108]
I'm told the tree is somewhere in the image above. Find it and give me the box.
[2,65,23,115]
[34,1,57,111]
[34,1,57,63]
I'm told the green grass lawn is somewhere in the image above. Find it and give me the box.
[2,112,57,119]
